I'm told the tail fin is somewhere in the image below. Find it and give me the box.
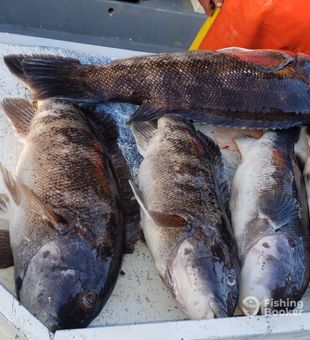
[4,54,84,100]
[4,54,28,83]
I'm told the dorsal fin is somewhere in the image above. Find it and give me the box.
[83,108,140,253]
[0,163,66,232]
[197,132,230,210]
[83,107,119,147]
[2,98,36,138]
[221,48,295,73]
[130,121,157,156]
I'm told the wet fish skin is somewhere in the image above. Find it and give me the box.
[230,129,310,315]
[131,117,240,319]
[4,49,310,129]
[0,99,124,332]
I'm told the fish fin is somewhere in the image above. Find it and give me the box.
[259,192,299,230]
[129,180,148,214]
[107,143,140,254]
[221,49,294,72]
[128,103,169,124]
[0,163,65,231]
[2,98,36,137]
[129,181,187,229]
[234,135,258,156]
[131,109,304,130]
[197,132,230,215]
[0,194,10,221]
[148,211,187,228]
[83,107,119,148]
[18,181,66,231]
[0,164,21,205]
[130,121,157,155]
[19,56,83,100]
[86,108,140,253]
[4,54,28,83]
[0,230,13,268]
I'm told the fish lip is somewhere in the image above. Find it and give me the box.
[40,315,61,333]
[208,297,228,318]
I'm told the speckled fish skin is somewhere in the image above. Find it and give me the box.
[2,99,124,332]
[131,117,240,319]
[230,129,310,315]
[5,49,310,129]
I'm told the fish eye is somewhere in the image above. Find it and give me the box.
[226,272,236,287]
[80,290,99,311]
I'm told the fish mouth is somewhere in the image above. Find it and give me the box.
[39,315,61,333]
[208,298,228,318]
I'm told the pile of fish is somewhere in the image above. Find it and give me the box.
[0,48,309,331]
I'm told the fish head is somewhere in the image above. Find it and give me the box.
[18,235,109,332]
[168,236,239,319]
[240,234,306,316]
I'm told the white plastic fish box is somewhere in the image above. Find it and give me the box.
[1,33,310,340]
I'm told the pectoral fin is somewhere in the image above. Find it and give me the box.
[0,230,13,268]
[129,180,187,228]
[2,98,36,138]
[259,192,299,230]
[0,163,66,232]
[129,180,148,215]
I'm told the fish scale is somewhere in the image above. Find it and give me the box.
[230,129,310,315]
[131,117,240,319]
[0,98,127,332]
[5,49,309,129]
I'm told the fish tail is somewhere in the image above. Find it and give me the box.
[4,54,96,101]
[4,54,28,83]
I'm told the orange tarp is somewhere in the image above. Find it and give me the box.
[195,0,310,54]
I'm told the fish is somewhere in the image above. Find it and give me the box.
[302,127,310,223]
[0,96,138,332]
[130,117,240,319]
[230,129,310,315]
[3,49,310,130]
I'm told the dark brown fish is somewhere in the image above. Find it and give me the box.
[130,117,240,318]
[4,48,310,129]
[0,97,138,332]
